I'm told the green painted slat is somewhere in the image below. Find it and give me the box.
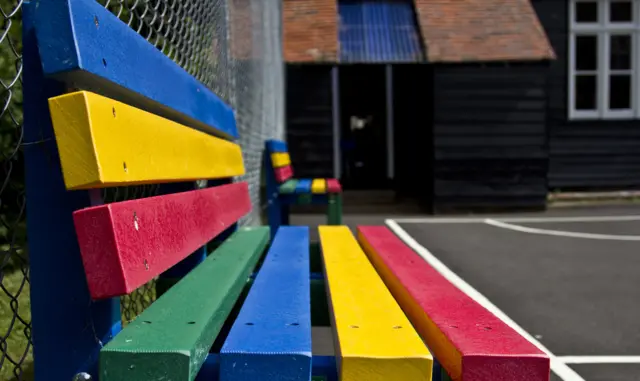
[279,179,298,194]
[100,226,270,381]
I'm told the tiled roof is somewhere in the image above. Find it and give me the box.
[282,0,555,63]
[283,0,339,63]
[413,0,556,62]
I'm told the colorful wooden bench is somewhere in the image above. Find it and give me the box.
[357,226,551,381]
[24,1,550,380]
[264,139,342,237]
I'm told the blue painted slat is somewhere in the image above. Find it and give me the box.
[266,139,288,153]
[23,2,122,379]
[295,179,313,194]
[338,0,424,63]
[220,226,312,381]
[33,0,238,139]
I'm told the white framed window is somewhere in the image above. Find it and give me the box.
[569,0,638,119]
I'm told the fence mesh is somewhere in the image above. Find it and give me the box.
[0,0,284,379]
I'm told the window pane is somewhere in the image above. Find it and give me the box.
[610,35,632,70]
[575,1,598,22]
[609,75,632,109]
[575,75,597,110]
[576,35,598,70]
[610,1,633,22]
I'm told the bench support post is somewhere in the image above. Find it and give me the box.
[264,150,283,237]
[23,3,121,379]
[328,194,342,225]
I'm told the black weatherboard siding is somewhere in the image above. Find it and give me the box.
[432,64,549,211]
[286,65,334,178]
[393,65,434,203]
[533,0,640,190]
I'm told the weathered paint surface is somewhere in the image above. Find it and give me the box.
[220,226,312,381]
[319,226,433,381]
[73,182,251,299]
[100,227,270,381]
[357,226,550,381]
[33,0,237,138]
[49,91,244,189]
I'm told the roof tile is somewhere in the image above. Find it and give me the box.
[413,0,556,62]
[283,0,339,62]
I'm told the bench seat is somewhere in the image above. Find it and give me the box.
[319,226,433,381]
[265,140,343,236]
[357,225,551,381]
[279,179,342,195]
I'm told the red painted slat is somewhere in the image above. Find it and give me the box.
[357,226,550,381]
[326,178,342,193]
[73,182,251,299]
[274,165,293,183]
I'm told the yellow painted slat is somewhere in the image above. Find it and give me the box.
[311,178,326,194]
[48,91,245,190]
[318,226,433,381]
[271,152,291,168]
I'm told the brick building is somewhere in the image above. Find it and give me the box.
[283,0,640,211]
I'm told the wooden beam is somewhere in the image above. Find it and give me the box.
[326,179,342,193]
[266,139,288,153]
[319,226,433,381]
[220,227,312,381]
[295,179,312,194]
[275,165,294,183]
[311,179,327,194]
[271,152,291,168]
[279,180,298,194]
[357,226,550,381]
[100,226,270,381]
[48,91,245,190]
[33,0,237,139]
[73,182,251,299]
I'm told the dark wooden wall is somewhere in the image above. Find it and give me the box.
[533,0,640,190]
[285,65,334,178]
[393,65,434,204]
[432,63,550,211]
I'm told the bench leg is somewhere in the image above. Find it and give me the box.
[268,197,283,238]
[281,203,290,225]
[327,194,342,225]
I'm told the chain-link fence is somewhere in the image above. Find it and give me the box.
[1,0,284,379]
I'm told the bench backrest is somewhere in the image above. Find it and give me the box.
[24,1,270,379]
[265,139,295,183]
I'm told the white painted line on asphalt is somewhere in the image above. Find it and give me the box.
[485,218,640,241]
[385,218,585,381]
[557,356,640,364]
[393,215,640,224]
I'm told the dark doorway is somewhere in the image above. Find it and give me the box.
[339,65,388,189]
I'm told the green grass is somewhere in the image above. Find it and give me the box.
[0,267,34,381]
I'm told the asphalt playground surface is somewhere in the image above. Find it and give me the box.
[293,204,640,381]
